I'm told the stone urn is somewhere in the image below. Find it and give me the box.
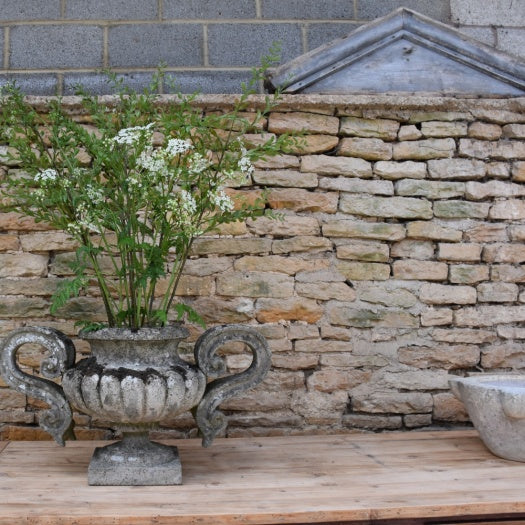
[449,374,525,462]
[0,324,271,485]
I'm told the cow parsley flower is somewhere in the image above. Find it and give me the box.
[112,123,154,146]
[210,189,234,212]
[35,168,58,183]
[166,138,192,156]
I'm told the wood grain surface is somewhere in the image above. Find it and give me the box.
[1,430,525,524]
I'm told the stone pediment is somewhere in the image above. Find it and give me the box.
[265,8,525,95]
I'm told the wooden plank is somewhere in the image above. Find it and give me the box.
[0,441,9,454]
[1,431,525,525]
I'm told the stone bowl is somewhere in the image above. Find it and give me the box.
[449,374,525,462]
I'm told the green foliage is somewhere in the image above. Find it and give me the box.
[0,54,295,331]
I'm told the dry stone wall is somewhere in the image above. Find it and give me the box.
[1,93,525,441]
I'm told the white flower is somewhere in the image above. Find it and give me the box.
[112,123,154,146]
[210,189,234,212]
[238,146,254,176]
[179,189,197,215]
[85,184,104,205]
[188,152,210,174]
[166,138,192,156]
[35,168,58,183]
[137,148,168,177]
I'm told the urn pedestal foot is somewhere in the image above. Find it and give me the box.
[88,432,182,486]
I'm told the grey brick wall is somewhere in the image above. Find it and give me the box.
[0,0,524,95]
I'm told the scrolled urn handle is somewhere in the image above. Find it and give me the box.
[194,324,271,447]
[0,326,76,445]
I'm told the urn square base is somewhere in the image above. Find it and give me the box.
[87,435,182,486]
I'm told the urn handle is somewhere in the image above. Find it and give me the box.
[194,324,271,447]
[0,326,76,445]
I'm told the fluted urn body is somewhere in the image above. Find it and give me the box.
[0,323,271,485]
[62,326,206,430]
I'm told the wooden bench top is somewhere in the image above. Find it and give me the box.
[1,430,525,524]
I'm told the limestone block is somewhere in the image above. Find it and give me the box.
[343,414,402,430]
[391,240,434,260]
[183,257,233,276]
[398,125,422,141]
[336,261,390,281]
[393,260,448,281]
[336,240,389,262]
[338,137,393,160]
[393,138,455,160]
[421,121,467,138]
[438,243,481,262]
[459,138,525,160]
[267,188,338,213]
[492,264,525,282]
[352,392,433,414]
[477,282,519,302]
[497,326,525,339]
[357,283,418,308]
[307,369,369,393]
[247,215,320,236]
[374,160,426,180]
[483,243,525,263]
[271,353,319,370]
[255,297,323,323]
[510,225,525,241]
[512,161,525,181]
[455,305,525,327]
[216,271,294,298]
[433,393,469,421]
[420,307,453,326]
[339,117,399,140]
[434,200,490,219]
[301,155,372,178]
[487,162,510,179]
[404,414,432,428]
[268,111,339,135]
[191,237,272,255]
[323,219,405,240]
[0,388,26,409]
[320,353,388,368]
[481,342,525,369]
[234,255,329,275]
[428,158,486,180]
[289,135,339,154]
[287,323,319,340]
[464,223,508,242]
[420,283,477,305]
[449,264,489,284]
[0,277,60,296]
[294,339,352,353]
[296,281,356,301]
[327,303,417,328]
[378,369,450,390]
[407,221,462,242]
[254,154,299,169]
[272,236,332,254]
[291,390,348,425]
[192,297,253,323]
[503,124,525,139]
[0,235,19,251]
[468,122,502,140]
[431,328,496,344]
[395,179,465,199]
[19,232,78,251]
[319,176,393,195]
[0,253,48,277]
[490,199,525,220]
[340,195,432,219]
[466,180,525,200]
[253,169,317,188]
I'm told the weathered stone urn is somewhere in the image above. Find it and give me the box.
[449,375,525,462]
[0,324,271,485]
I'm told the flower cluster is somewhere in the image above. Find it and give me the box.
[0,63,294,330]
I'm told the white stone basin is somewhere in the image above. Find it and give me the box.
[449,374,525,462]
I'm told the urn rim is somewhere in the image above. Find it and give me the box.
[80,324,189,342]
